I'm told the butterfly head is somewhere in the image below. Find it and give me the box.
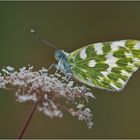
[55,49,69,61]
[55,49,71,73]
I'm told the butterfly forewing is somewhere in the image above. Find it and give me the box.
[68,40,140,91]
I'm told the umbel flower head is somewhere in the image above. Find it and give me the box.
[0,66,95,129]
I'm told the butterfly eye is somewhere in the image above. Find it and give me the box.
[55,50,63,60]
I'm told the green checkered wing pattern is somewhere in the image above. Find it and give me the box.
[68,40,140,91]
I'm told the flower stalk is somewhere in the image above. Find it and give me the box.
[16,103,37,139]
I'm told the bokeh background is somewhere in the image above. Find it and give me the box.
[0,1,140,139]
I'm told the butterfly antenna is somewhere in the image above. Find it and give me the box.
[30,29,58,50]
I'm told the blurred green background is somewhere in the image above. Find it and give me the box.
[0,1,140,139]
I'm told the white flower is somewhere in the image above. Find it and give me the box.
[0,66,95,128]
[6,66,14,71]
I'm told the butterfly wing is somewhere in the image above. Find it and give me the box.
[68,40,140,91]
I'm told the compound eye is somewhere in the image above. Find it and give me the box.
[55,50,62,60]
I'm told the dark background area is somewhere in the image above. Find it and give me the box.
[0,1,140,138]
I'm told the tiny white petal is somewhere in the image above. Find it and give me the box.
[85,108,91,113]
[6,66,14,71]
[85,92,96,99]
[77,103,84,109]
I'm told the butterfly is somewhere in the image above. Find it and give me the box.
[30,30,140,92]
[54,39,140,91]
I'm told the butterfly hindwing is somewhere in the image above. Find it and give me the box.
[68,40,140,91]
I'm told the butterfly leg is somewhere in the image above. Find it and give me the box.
[47,63,61,77]
[48,63,57,71]
[48,63,60,73]
[66,73,72,82]
[61,73,72,83]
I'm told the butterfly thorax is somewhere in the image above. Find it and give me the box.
[55,49,72,74]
